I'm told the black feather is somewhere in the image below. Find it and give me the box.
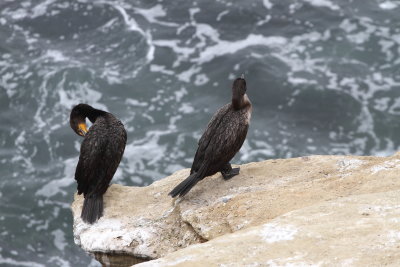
[81,195,103,224]
[169,173,199,198]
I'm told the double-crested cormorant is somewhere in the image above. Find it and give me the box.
[169,75,252,198]
[70,104,127,224]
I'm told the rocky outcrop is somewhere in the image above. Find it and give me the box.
[137,189,400,267]
[71,153,400,266]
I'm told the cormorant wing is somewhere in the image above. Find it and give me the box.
[191,103,246,173]
[75,120,126,197]
[198,104,231,148]
[204,107,249,166]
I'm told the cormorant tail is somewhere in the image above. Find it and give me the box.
[169,172,201,198]
[81,195,103,224]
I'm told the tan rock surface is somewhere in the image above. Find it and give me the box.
[71,153,400,263]
[137,189,400,266]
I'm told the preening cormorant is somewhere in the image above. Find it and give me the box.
[169,75,252,198]
[70,104,127,224]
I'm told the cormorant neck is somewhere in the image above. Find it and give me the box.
[232,86,241,110]
[232,93,251,110]
[231,77,249,110]
[232,95,242,110]
[85,108,107,123]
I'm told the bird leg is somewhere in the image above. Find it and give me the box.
[221,163,240,180]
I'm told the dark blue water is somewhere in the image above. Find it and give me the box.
[1,0,400,266]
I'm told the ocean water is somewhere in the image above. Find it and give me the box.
[1,0,400,266]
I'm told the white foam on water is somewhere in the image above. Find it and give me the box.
[379,39,395,61]
[239,140,275,161]
[288,77,317,85]
[153,39,196,63]
[264,14,400,156]
[134,4,179,27]
[174,87,188,102]
[164,163,186,174]
[35,158,76,198]
[189,7,200,19]
[379,1,398,10]
[130,176,143,184]
[45,50,70,62]
[392,33,400,44]
[125,98,148,107]
[303,0,340,10]
[11,130,35,173]
[142,113,155,123]
[48,256,71,267]
[112,4,145,35]
[388,98,400,115]
[339,19,358,33]
[256,15,272,26]
[123,130,169,178]
[372,138,396,157]
[195,34,287,64]
[32,70,58,131]
[192,22,221,46]
[0,255,45,267]
[57,81,104,110]
[177,66,201,83]
[0,71,18,97]
[110,3,154,64]
[31,0,58,18]
[216,10,229,21]
[262,0,273,9]
[356,105,379,147]
[150,64,175,75]
[51,229,68,251]
[374,97,391,112]
[99,17,118,31]
[178,103,195,114]
[194,73,209,86]
[8,8,28,20]
[144,30,155,63]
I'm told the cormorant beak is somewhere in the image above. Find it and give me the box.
[77,123,88,137]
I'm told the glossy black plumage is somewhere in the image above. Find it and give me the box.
[70,104,127,224]
[169,77,252,198]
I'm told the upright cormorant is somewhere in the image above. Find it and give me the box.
[169,75,252,198]
[70,104,127,224]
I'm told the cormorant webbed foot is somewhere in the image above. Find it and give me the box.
[221,167,240,180]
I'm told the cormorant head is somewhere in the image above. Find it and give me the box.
[232,74,248,109]
[233,76,247,95]
[70,104,92,137]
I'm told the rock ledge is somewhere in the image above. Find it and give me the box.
[71,153,400,266]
